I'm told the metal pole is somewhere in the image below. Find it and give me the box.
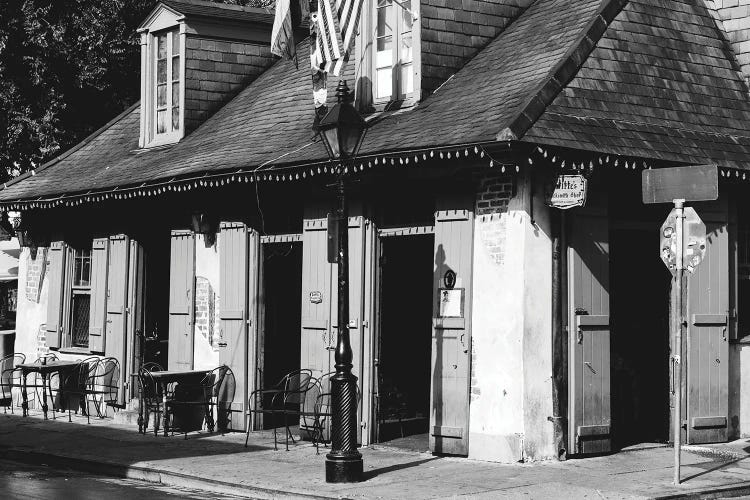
[325,168,363,483]
[673,198,685,486]
[551,209,566,460]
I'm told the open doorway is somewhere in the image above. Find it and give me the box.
[376,234,434,450]
[259,241,303,429]
[142,234,170,370]
[610,224,671,448]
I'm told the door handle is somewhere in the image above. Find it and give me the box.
[460,333,468,353]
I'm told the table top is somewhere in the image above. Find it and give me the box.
[149,369,210,383]
[17,360,81,373]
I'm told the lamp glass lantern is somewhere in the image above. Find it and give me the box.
[316,81,368,162]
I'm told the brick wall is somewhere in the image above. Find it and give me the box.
[474,172,513,266]
[25,248,46,303]
[421,0,533,96]
[184,37,275,132]
[711,0,750,79]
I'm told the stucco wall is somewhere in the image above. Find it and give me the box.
[194,234,220,371]
[15,247,48,361]
[729,342,750,438]
[468,172,555,463]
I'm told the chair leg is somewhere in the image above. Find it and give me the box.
[272,412,278,451]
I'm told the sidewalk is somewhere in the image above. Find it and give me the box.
[1,411,749,499]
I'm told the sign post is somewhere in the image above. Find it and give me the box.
[643,165,716,486]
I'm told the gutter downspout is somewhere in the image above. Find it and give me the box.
[551,209,567,460]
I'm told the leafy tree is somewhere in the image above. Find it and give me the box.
[0,0,270,182]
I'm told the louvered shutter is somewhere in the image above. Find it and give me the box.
[88,238,109,352]
[45,241,67,349]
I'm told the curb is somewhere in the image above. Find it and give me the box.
[652,482,750,500]
[3,448,350,500]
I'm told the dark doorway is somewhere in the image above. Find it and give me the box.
[260,242,303,429]
[610,224,671,448]
[376,234,434,448]
[142,234,170,370]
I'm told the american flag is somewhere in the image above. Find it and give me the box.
[311,0,342,75]
[335,0,363,63]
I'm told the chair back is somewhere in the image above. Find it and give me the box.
[142,362,163,372]
[34,352,58,364]
[283,369,313,407]
[207,365,236,431]
[138,365,161,400]
[96,357,120,402]
[0,353,25,400]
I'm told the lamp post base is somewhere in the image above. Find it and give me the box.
[325,451,363,483]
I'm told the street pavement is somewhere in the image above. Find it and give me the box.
[0,458,244,499]
[1,411,750,499]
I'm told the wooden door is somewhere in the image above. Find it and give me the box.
[88,238,110,353]
[106,234,130,405]
[301,209,335,376]
[686,201,729,444]
[45,241,67,349]
[568,205,611,454]
[168,230,195,370]
[218,223,259,431]
[430,197,473,456]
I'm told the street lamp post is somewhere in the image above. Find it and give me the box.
[315,80,367,483]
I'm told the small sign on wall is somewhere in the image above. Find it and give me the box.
[439,288,464,318]
[309,291,323,304]
[548,174,588,209]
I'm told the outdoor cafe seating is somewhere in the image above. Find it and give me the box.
[137,363,235,438]
[58,357,120,423]
[0,352,25,413]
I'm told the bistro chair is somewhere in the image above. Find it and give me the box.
[138,364,167,436]
[59,357,101,423]
[207,365,235,433]
[245,368,315,451]
[0,353,26,413]
[91,357,121,418]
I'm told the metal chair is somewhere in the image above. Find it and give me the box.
[91,357,120,418]
[138,364,166,435]
[164,365,235,438]
[207,365,235,433]
[0,353,25,413]
[59,357,100,423]
[245,368,315,450]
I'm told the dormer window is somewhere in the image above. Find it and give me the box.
[155,30,181,136]
[357,0,420,108]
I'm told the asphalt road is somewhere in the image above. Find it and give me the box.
[0,459,243,499]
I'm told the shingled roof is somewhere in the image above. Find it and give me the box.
[3,0,750,204]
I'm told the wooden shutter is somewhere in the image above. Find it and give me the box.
[168,230,195,370]
[218,223,259,431]
[88,238,109,353]
[430,196,474,456]
[105,235,130,405]
[301,207,335,376]
[46,241,67,349]
[568,203,611,455]
[686,201,729,444]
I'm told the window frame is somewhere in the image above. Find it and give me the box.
[62,246,93,350]
[356,0,421,109]
[140,25,185,148]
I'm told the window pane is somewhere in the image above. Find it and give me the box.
[376,0,392,36]
[172,55,180,81]
[157,59,167,84]
[401,34,413,63]
[157,34,167,59]
[402,1,413,30]
[157,84,167,107]
[376,67,391,99]
[71,294,90,348]
[157,110,167,133]
[171,31,180,55]
[172,106,180,131]
[73,249,91,287]
[376,35,392,55]
[401,63,414,95]
[172,82,179,106]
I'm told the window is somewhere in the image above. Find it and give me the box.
[155,30,181,136]
[140,26,183,147]
[70,249,92,348]
[372,0,418,103]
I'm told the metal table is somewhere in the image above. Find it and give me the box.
[18,360,80,419]
[149,369,210,436]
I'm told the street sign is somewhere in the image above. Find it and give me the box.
[643,165,718,204]
[548,174,587,209]
[660,207,707,275]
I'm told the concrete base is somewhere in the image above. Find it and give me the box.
[468,432,524,463]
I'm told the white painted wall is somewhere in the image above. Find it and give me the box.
[729,342,750,438]
[15,248,47,361]
[193,234,220,370]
